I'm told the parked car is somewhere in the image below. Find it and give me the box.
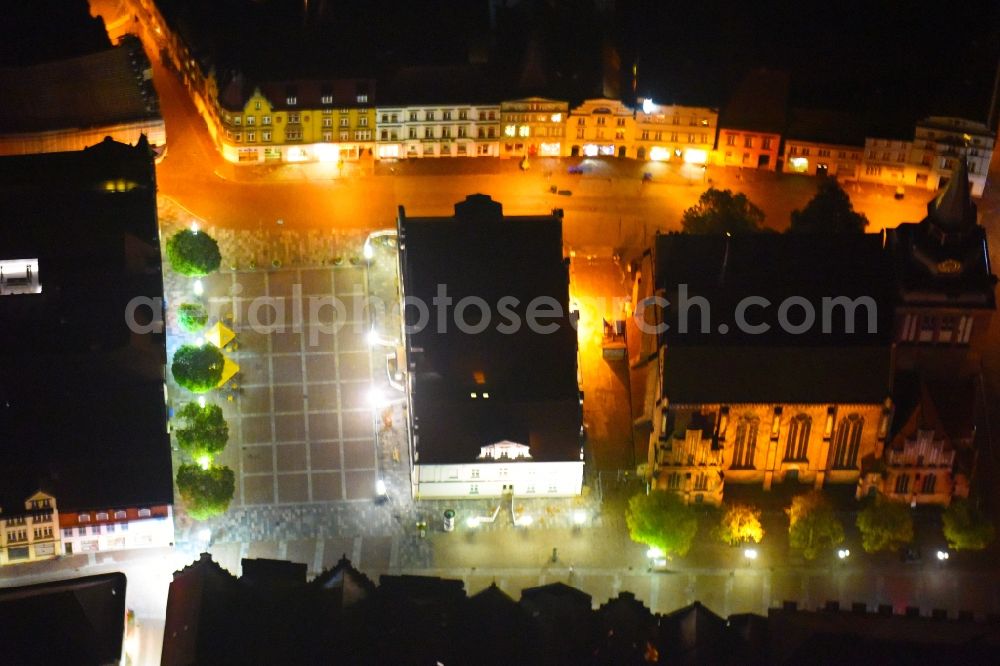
[557,190,573,196]
[568,165,586,174]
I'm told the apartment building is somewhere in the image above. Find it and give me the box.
[0,492,60,565]
[634,100,716,164]
[500,97,568,158]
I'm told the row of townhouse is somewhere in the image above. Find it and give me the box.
[0,491,173,565]
[130,3,993,194]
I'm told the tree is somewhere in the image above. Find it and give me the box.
[626,491,699,558]
[171,344,224,393]
[174,402,229,460]
[717,503,764,545]
[789,179,868,234]
[856,493,913,553]
[177,303,208,333]
[787,491,844,560]
[942,499,996,551]
[176,464,235,520]
[680,187,765,234]
[166,229,221,276]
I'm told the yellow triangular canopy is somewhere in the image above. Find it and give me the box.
[216,355,240,387]
[205,321,235,348]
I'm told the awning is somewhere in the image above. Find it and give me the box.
[216,355,240,387]
[205,321,235,348]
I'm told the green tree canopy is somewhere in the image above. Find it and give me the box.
[681,187,765,234]
[176,464,235,520]
[166,229,221,277]
[943,499,996,551]
[717,502,764,545]
[789,179,869,234]
[787,491,844,560]
[626,491,699,558]
[177,303,209,333]
[171,343,224,393]
[175,402,229,459]
[856,493,913,553]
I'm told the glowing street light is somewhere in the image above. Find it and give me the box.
[367,386,384,409]
[743,548,759,561]
[375,478,387,496]
[646,546,664,560]
[190,221,199,234]
[363,241,374,261]
[193,279,204,296]
[515,515,534,527]
[573,509,587,525]
[936,550,950,561]
[196,454,211,470]
[466,516,481,529]
[837,548,851,559]
[197,395,206,408]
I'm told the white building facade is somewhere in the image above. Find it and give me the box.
[414,442,584,499]
[375,104,500,160]
[909,117,994,196]
[59,505,174,555]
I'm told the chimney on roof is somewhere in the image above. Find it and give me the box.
[454,194,504,223]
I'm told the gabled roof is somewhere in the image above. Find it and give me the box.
[658,601,732,666]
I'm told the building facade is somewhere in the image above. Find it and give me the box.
[500,97,568,158]
[566,98,635,158]
[375,104,500,160]
[0,491,60,565]
[908,117,994,196]
[216,79,376,164]
[633,100,716,164]
[784,140,863,179]
[59,504,174,555]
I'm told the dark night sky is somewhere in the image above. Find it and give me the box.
[619,0,1000,121]
[4,0,999,123]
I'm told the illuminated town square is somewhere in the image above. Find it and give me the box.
[3,1,1000,664]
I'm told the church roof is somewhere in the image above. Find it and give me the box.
[923,159,977,233]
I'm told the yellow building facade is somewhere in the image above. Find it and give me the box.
[566,98,636,158]
[217,79,377,164]
[0,491,61,566]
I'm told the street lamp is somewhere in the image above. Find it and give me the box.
[193,279,204,296]
[572,509,587,526]
[375,478,387,497]
[466,516,481,529]
[516,515,534,527]
[743,548,758,561]
[837,548,851,559]
[936,550,950,561]
[363,240,374,261]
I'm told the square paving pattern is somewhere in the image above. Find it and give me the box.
[210,266,377,504]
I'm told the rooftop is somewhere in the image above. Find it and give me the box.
[653,232,895,405]
[398,195,581,464]
[0,137,172,512]
[0,36,160,135]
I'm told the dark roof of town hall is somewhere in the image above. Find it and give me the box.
[654,232,895,404]
[0,138,173,512]
[398,195,581,464]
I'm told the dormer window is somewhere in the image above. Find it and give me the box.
[114,510,127,520]
[321,94,333,105]
[79,513,90,522]
[96,512,109,521]
[138,508,151,518]
[287,96,297,106]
